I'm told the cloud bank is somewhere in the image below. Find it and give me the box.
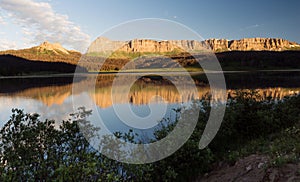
[0,16,5,24]
[0,0,90,52]
[0,39,17,50]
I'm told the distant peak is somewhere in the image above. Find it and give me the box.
[41,41,50,45]
[37,41,70,55]
[39,41,63,49]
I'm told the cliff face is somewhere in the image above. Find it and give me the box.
[87,38,208,53]
[87,37,300,53]
[118,39,208,52]
[36,41,70,55]
[226,38,297,51]
[205,39,229,52]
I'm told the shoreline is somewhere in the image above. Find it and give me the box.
[1,69,300,79]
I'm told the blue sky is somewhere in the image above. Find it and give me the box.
[0,0,299,52]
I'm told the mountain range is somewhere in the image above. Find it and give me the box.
[85,37,300,71]
[0,41,81,65]
[0,42,85,76]
[0,38,300,75]
[1,37,299,62]
[88,37,300,53]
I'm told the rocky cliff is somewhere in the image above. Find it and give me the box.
[36,41,71,55]
[87,37,300,53]
[87,38,208,53]
[225,38,299,51]
[205,39,230,52]
[204,38,299,51]
[118,39,208,52]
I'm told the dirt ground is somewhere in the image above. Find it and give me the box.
[197,154,300,182]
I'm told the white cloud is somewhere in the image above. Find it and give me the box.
[0,39,17,50]
[0,0,90,52]
[245,24,260,29]
[0,16,6,24]
[239,24,262,31]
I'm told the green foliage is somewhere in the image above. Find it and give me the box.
[0,108,152,181]
[148,91,300,180]
[0,92,299,181]
[209,91,300,162]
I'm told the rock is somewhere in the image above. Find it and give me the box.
[227,38,296,51]
[36,41,70,55]
[246,165,252,171]
[88,37,208,53]
[119,39,208,53]
[205,38,299,51]
[258,162,265,169]
[88,37,300,54]
[205,39,229,52]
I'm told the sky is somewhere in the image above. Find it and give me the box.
[0,0,299,52]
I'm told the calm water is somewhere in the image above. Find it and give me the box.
[1,71,300,138]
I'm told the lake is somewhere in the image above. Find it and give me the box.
[1,71,300,139]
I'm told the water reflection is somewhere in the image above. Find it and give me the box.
[0,72,300,127]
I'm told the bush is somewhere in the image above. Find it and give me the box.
[0,91,299,181]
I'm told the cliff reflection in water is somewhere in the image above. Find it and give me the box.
[0,73,300,108]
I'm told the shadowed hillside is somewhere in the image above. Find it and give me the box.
[216,51,300,70]
[0,54,87,76]
[62,50,300,72]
